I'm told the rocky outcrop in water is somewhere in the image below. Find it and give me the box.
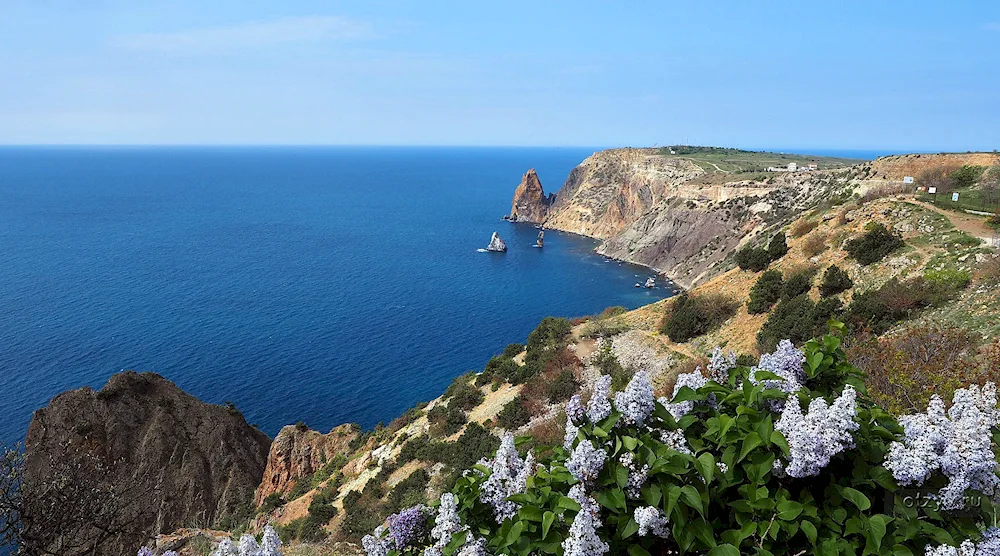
[486,231,507,252]
[23,372,271,555]
[253,423,358,506]
[508,169,552,223]
[536,230,544,247]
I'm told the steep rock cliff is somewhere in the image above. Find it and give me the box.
[24,372,271,555]
[253,423,358,505]
[508,169,551,223]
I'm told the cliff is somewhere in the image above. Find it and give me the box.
[515,148,848,288]
[23,372,271,555]
[253,423,358,506]
[508,169,551,223]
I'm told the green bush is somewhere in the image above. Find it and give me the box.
[756,294,841,352]
[496,395,531,430]
[546,369,579,403]
[386,469,431,513]
[819,265,854,297]
[258,493,286,515]
[747,269,783,314]
[951,164,985,188]
[845,275,968,335]
[411,423,499,470]
[444,374,485,410]
[477,355,521,386]
[781,269,814,300]
[525,317,572,365]
[844,222,904,265]
[426,404,467,437]
[661,293,739,343]
[767,231,789,260]
[735,246,771,272]
[591,340,632,392]
[503,343,525,358]
[370,330,998,555]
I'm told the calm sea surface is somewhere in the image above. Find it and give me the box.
[0,147,677,444]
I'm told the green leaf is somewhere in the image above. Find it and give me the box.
[680,485,704,517]
[542,511,555,539]
[868,514,889,551]
[695,452,716,484]
[770,430,789,456]
[776,499,803,521]
[519,505,543,521]
[628,545,652,556]
[615,463,629,488]
[622,436,638,451]
[557,496,581,512]
[621,517,639,539]
[839,486,871,511]
[505,521,524,547]
[665,485,682,519]
[800,520,817,545]
[738,432,763,462]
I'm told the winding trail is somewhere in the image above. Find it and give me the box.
[904,198,996,242]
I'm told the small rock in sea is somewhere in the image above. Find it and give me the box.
[486,231,508,252]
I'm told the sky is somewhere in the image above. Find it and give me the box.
[1,1,998,150]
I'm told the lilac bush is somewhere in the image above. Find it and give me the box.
[566,439,607,483]
[773,384,859,478]
[925,528,1000,555]
[660,369,708,420]
[586,375,613,422]
[613,370,656,426]
[561,491,608,556]
[749,339,806,401]
[633,506,670,538]
[386,505,430,549]
[478,432,534,523]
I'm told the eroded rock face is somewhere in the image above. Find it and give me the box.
[508,169,551,223]
[24,371,271,556]
[253,423,358,505]
[486,232,507,252]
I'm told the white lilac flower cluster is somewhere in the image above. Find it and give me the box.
[362,526,394,556]
[707,347,737,383]
[208,526,283,556]
[479,432,536,523]
[657,429,693,455]
[619,451,650,499]
[139,549,178,556]
[613,371,656,426]
[561,487,609,556]
[749,339,807,404]
[773,385,859,478]
[567,439,608,483]
[421,493,488,556]
[587,375,613,422]
[925,527,1000,556]
[633,506,670,538]
[659,370,708,420]
[884,383,1000,510]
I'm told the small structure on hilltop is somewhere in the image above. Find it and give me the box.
[486,232,507,252]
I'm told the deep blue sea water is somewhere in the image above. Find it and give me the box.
[0,147,676,445]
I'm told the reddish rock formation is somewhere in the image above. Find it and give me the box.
[24,371,271,556]
[253,423,358,505]
[508,169,552,223]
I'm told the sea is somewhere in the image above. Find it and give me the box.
[0,146,682,445]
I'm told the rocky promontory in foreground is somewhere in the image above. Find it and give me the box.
[22,372,272,555]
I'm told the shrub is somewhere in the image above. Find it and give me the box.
[735,246,771,272]
[951,164,985,188]
[502,343,524,358]
[545,370,579,403]
[766,231,788,260]
[661,293,738,343]
[477,355,520,386]
[427,404,467,437]
[591,340,632,392]
[496,395,531,430]
[411,422,498,470]
[525,317,572,365]
[781,268,815,300]
[918,164,960,193]
[988,213,1000,231]
[386,469,431,513]
[258,493,286,515]
[923,267,971,291]
[818,264,854,297]
[800,231,828,257]
[365,331,1000,556]
[746,269,783,314]
[444,375,485,411]
[789,217,819,238]
[844,222,905,265]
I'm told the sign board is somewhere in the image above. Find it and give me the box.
[903,176,914,184]
[928,187,937,194]
[953,192,960,202]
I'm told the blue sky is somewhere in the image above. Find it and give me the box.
[1,1,998,150]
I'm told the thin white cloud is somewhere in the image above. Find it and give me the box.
[110,16,373,53]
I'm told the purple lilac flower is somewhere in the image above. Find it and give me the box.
[657,428,692,456]
[774,385,859,478]
[456,537,490,556]
[885,383,1000,510]
[566,394,586,426]
[586,375,613,422]
[619,451,650,499]
[138,548,154,556]
[260,526,283,556]
[614,371,656,426]
[163,552,179,556]
[387,505,430,549]
[563,419,580,450]
[633,506,670,538]
[561,493,609,556]
[425,493,466,556]
[660,369,708,420]
[362,525,393,556]
[210,538,238,556]
[750,340,807,405]
[567,439,607,483]
[707,347,736,383]
[479,432,534,523]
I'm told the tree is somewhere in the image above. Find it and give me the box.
[819,265,854,297]
[766,231,788,261]
[844,222,904,265]
[735,246,771,272]
[747,270,783,314]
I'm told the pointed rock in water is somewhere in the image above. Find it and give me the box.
[536,230,544,247]
[507,169,552,223]
[487,231,508,252]
[645,277,655,288]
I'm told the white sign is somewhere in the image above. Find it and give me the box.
[903,176,914,184]
[953,192,960,202]
[928,187,937,194]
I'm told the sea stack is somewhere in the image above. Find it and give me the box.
[507,169,552,223]
[486,231,508,252]
[535,230,544,248]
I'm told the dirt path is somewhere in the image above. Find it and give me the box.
[905,198,996,240]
